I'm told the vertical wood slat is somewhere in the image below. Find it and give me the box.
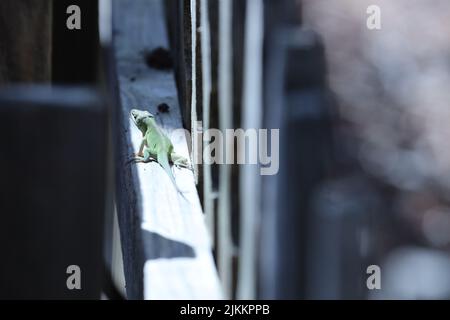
[167,0,192,129]
[258,4,332,297]
[217,0,234,299]
[236,0,265,300]
[98,0,128,297]
[259,26,287,300]
[200,0,216,244]
[181,0,193,130]
[190,0,200,183]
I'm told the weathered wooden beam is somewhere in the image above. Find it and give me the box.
[111,0,222,299]
[0,86,107,299]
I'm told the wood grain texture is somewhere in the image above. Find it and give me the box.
[112,0,222,299]
[0,0,52,83]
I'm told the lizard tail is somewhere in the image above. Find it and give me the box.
[157,153,187,199]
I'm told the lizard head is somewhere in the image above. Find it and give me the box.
[130,109,154,134]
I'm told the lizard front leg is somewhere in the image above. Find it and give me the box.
[135,138,145,157]
[127,139,156,164]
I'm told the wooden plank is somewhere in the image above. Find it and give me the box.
[111,0,222,299]
[0,86,107,299]
[170,0,192,130]
[217,0,234,299]
[200,0,215,242]
[190,0,201,183]
[237,0,265,300]
[259,24,333,299]
[0,0,52,83]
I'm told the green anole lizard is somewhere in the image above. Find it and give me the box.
[128,108,190,197]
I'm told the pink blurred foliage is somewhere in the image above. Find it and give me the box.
[303,0,450,193]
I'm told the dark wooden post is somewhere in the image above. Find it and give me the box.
[0,86,107,299]
[52,0,99,84]
[259,0,334,299]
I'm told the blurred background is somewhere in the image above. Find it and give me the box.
[0,0,449,300]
